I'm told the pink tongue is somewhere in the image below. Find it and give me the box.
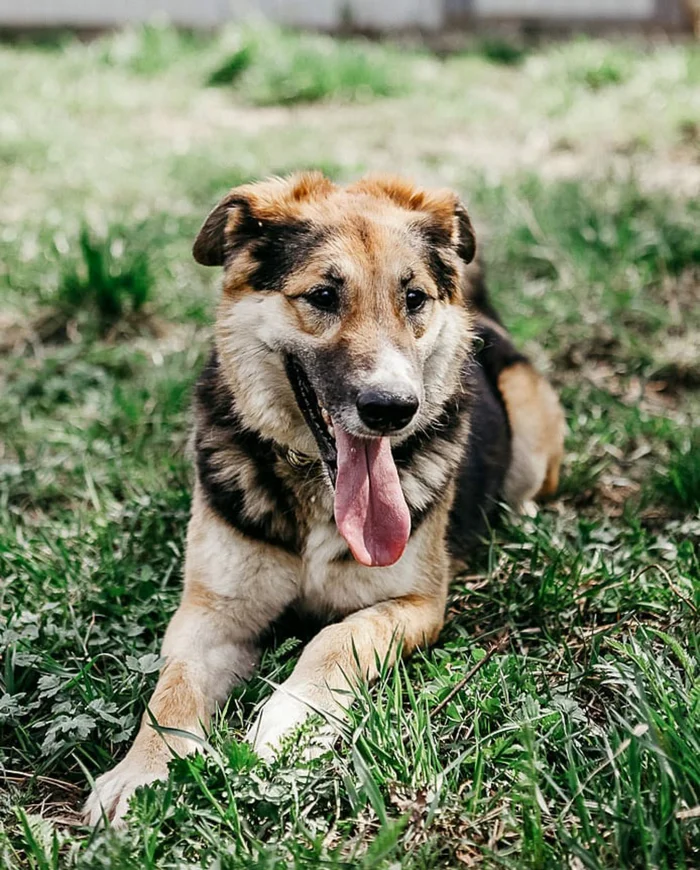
[333,425,411,567]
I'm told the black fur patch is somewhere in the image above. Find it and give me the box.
[410,219,459,299]
[447,361,510,561]
[425,248,459,300]
[464,262,505,326]
[446,321,535,558]
[249,222,329,292]
[413,218,452,249]
[225,198,330,292]
[195,352,301,552]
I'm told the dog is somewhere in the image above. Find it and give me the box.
[84,172,564,826]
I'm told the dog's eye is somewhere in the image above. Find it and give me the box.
[305,285,339,313]
[406,288,428,314]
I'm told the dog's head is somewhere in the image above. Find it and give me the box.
[194,172,476,567]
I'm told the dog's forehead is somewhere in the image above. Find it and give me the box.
[219,175,464,299]
[292,187,422,230]
[294,191,430,268]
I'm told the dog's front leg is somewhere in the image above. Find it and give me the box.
[248,590,446,760]
[84,493,297,826]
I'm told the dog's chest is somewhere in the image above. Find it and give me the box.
[298,519,418,618]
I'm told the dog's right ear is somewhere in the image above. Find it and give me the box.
[193,192,244,267]
[193,172,334,267]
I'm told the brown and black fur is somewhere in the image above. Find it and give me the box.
[85,172,564,826]
[195,313,523,566]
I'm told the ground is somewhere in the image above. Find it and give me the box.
[0,23,699,869]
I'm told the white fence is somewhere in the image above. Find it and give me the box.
[473,0,654,17]
[0,0,689,30]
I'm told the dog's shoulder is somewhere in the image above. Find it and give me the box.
[194,350,305,553]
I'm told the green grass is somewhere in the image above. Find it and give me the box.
[98,20,210,76]
[55,226,152,336]
[562,40,636,91]
[1,23,699,869]
[205,25,409,104]
[650,435,700,511]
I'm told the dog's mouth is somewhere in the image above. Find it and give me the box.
[285,354,338,484]
[285,354,410,568]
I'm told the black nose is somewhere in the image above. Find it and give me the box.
[356,390,419,433]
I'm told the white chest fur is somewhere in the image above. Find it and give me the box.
[299,519,427,618]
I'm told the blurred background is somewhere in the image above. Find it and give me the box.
[1,2,699,868]
[0,0,696,33]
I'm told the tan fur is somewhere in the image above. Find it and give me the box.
[85,482,452,825]
[499,362,565,509]
[85,172,562,826]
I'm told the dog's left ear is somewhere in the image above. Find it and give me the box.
[453,203,476,266]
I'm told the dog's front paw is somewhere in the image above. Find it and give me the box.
[83,755,168,828]
[247,685,341,762]
[246,690,312,761]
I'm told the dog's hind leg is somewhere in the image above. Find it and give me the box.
[84,490,298,827]
[467,310,565,515]
[498,361,565,512]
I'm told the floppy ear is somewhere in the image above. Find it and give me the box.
[454,203,476,265]
[193,193,241,267]
[192,171,335,268]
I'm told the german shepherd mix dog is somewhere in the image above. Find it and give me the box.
[85,172,564,825]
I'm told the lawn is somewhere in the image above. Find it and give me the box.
[1,22,699,869]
